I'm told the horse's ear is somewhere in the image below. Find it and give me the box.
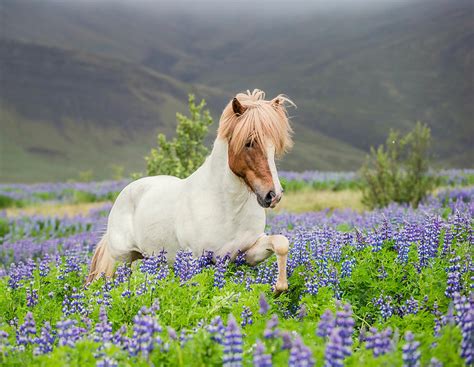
[232,98,246,116]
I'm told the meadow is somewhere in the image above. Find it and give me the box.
[0,171,472,366]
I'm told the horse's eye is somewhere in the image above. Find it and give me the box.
[245,141,253,148]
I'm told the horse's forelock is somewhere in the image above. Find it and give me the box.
[217,89,295,156]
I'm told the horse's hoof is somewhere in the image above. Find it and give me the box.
[274,280,288,294]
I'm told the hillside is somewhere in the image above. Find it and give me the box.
[1,0,472,181]
[0,40,364,182]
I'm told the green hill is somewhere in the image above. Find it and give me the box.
[1,0,472,181]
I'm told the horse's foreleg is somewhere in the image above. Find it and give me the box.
[245,234,289,293]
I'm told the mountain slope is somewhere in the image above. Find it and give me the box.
[0,40,364,182]
[1,0,472,182]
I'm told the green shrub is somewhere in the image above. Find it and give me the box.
[145,94,213,178]
[360,122,433,209]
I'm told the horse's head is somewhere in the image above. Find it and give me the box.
[218,89,294,208]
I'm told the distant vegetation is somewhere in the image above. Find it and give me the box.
[144,95,213,179]
[360,122,433,209]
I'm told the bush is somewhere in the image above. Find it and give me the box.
[145,94,213,178]
[360,122,433,208]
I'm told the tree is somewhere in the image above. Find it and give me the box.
[145,94,213,178]
[360,122,433,208]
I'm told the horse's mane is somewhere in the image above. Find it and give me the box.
[217,89,295,157]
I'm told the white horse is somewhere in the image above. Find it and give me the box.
[87,89,295,292]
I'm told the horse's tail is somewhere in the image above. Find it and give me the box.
[85,236,115,285]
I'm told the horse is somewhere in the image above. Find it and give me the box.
[86,89,295,292]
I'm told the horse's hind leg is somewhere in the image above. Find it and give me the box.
[245,234,289,293]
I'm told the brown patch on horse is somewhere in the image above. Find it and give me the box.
[228,138,274,202]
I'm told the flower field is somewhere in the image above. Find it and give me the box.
[0,181,473,366]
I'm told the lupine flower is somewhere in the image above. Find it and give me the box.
[402,331,421,367]
[34,322,54,355]
[96,357,118,367]
[174,250,199,283]
[366,327,393,357]
[335,303,354,356]
[341,258,356,278]
[281,331,293,350]
[324,328,344,367]
[253,340,272,367]
[26,287,39,307]
[223,314,243,367]
[56,319,85,347]
[373,294,394,320]
[241,306,253,327]
[263,315,279,339]
[214,254,230,289]
[94,306,113,344]
[428,357,443,367]
[208,316,225,345]
[127,311,163,358]
[17,312,36,346]
[259,293,270,315]
[317,310,335,338]
[445,256,461,299]
[405,297,419,315]
[297,304,307,320]
[289,335,314,367]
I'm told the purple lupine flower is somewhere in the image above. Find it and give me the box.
[174,250,199,283]
[445,256,461,299]
[94,306,113,344]
[167,327,177,341]
[208,316,225,345]
[38,256,51,277]
[341,258,356,278]
[26,287,39,307]
[34,322,54,355]
[259,293,270,315]
[281,331,293,350]
[428,358,443,367]
[56,319,85,347]
[62,287,88,316]
[317,310,335,338]
[377,265,388,280]
[305,274,319,295]
[112,325,127,347]
[96,357,118,367]
[253,340,272,367]
[324,328,344,367]
[405,297,419,315]
[241,306,253,327]
[214,254,230,289]
[198,250,214,269]
[234,250,247,267]
[263,315,279,339]
[289,335,314,367]
[17,312,36,346]
[373,294,394,320]
[458,295,473,365]
[223,314,243,367]
[402,331,421,367]
[366,327,393,357]
[127,312,162,358]
[114,263,132,286]
[297,304,307,320]
[0,330,9,354]
[335,303,354,356]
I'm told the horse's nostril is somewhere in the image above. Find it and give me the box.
[264,191,276,205]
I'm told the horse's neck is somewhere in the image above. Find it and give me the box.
[196,138,251,203]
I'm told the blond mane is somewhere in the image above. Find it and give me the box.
[217,89,295,156]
